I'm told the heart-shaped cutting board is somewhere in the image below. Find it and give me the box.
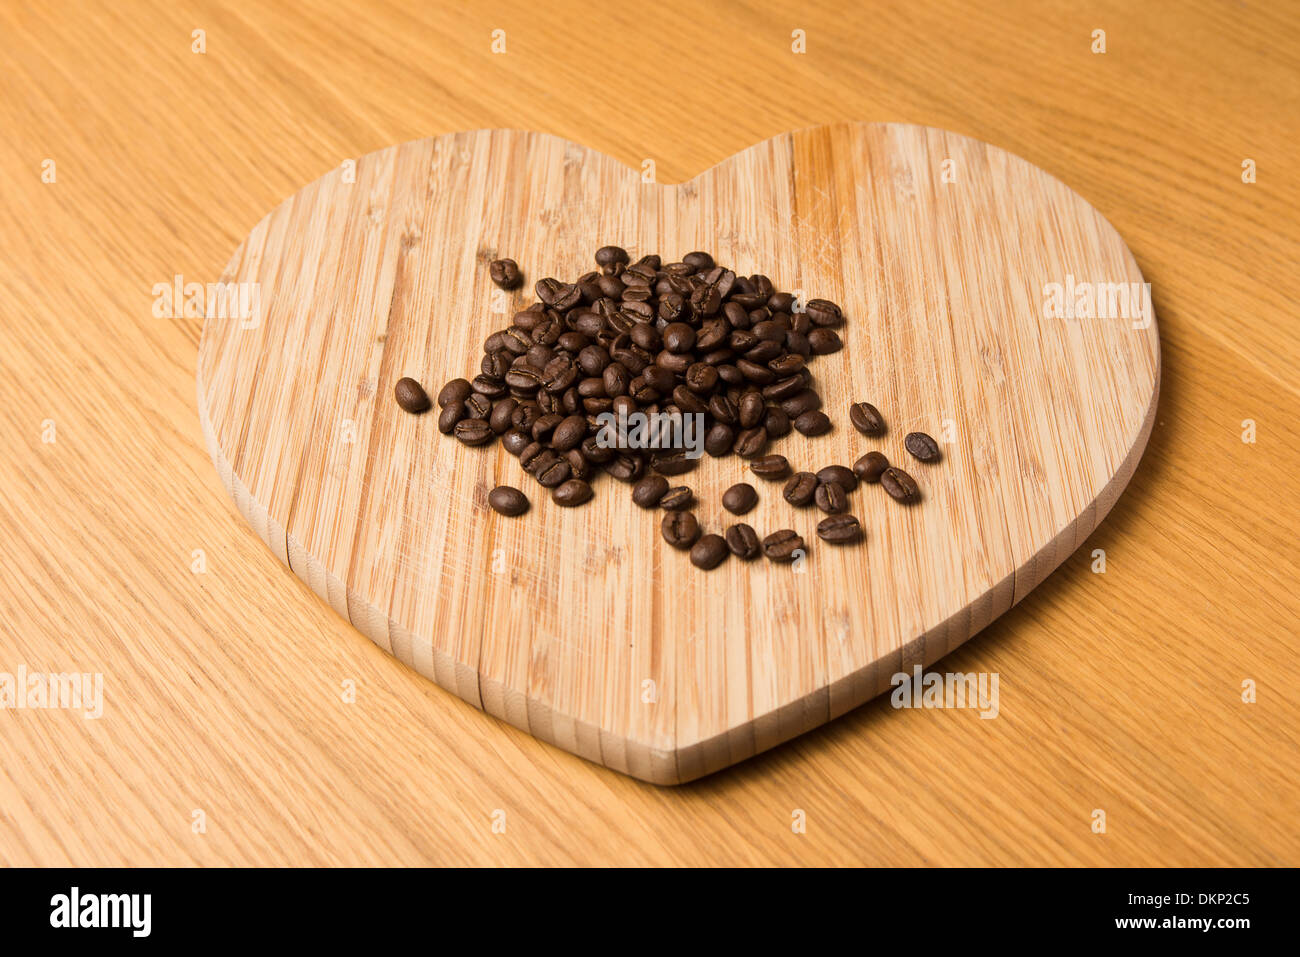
[198,122,1159,784]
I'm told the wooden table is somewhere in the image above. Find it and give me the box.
[1,0,1295,866]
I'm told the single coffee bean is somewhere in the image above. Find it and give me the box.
[395,376,431,414]
[816,465,858,493]
[794,410,832,436]
[705,422,735,457]
[804,298,843,327]
[762,529,805,563]
[464,393,493,420]
[783,471,818,506]
[682,250,714,271]
[437,378,472,408]
[849,401,886,436]
[653,450,698,476]
[471,374,507,398]
[501,428,529,456]
[661,511,701,550]
[518,441,545,470]
[551,414,588,452]
[632,474,669,508]
[531,413,562,441]
[764,406,792,438]
[750,454,791,480]
[438,401,465,434]
[905,431,942,463]
[489,258,522,290]
[881,466,921,504]
[780,389,821,417]
[815,481,848,514]
[489,398,517,434]
[733,426,767,458]
[488,485,529,516]
[807,328,842,354]
[662,322,696,353]
[738,391,765,429]
[595,245,630,268]
[565,448,590,480]
[536,457,572,488]
[690,534,729,570]
[552,478,593,507]
[725,523,761,560]
[852,450,889,482]
[453,418,493,446]
[817,514,862,544]
[722,483,758,515]
[660,486,694,511]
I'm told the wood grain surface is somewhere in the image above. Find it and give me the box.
[1,0,1296,863]
[197,123,1159,783]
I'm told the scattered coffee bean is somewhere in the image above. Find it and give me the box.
[725,523,761,560]
[437,378,472,408]
[751,454,791,480]
[853,450,890,483]
[661,511,701,549]
[905,431,942,463]
[722,483,758,515]
[690,534,729,570]
[793,410,831,436]
[807,328,842,354]
[805,299,843,327]
[395,376,431,414]
[816,465,858,493]
[783,471,818,507]
[849,401,886,436]
[489,258,522,290]
[552,478,593,507]
[660,486,694,511]
[632,475,669,509]
[762,529,805,563]
[881,466,921,504]
[733,426,767,458]
[438,401,464,434]
[488,485,529,516]
[817,514,861,544]
[815,481,848,514]
[595,245,629,268]
[453,418,493,446]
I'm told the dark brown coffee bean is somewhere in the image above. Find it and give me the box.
[682,250,714,271]
[489,398,517,434]
[690,534,728,570]
[660,485,694,511]
[817,514,861,544]
[763,406,792,438]
[905,431,942,463]
[684,362,719,395]
[438,401,465,434]
[488,485,529,516]
[632,474,669,508]
[595,245,629,268]
[518,441,545,470]
[783,471,818,506]
[807,328,842,354]
[552,478,593,507]
[849,401,886,437]
[551,414,587,451]
[453,418,493,446]
[437,378,471,408]
[780,389,821,417]
[653,450,698,475]
[472,374,508,399]
[531,413,563,441]
[672,385,709,414]
[536,457,572,488]
[816,465,858,493]
[814,481,847,514]
[395,376,431,414]
[761,375,805,401]
[725,523,761,560]
[794,410,832,436]
[464,393,492,420]
[733,426,767,458]
[737,391,765,429]
[661,511,700,549]
[662,322,696,353]
[768,292,795,312]
[535,278,582,311]
[852,450,889,483]
[881,467,921,504]
[489,258,522,290]
[750,454,791,480]
[762,529,805,563]
[804,298,842,327]
[605,453,645,483]
[502,428,529,456]
[722,483,757,515]
[705,423,735,457]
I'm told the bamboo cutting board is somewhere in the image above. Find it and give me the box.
[197,122,1159,784]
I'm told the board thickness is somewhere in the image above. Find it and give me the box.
[197,123,1159,784]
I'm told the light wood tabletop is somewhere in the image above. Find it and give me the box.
[0,0,1296,866]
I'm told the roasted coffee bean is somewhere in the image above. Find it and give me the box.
[603,363,630,397]
[518,441,545,470]
[395,376,431,414]
[605,454,645,482]
[807,327,842,354]
[660,486,694,510]
[725,523,761,560]
[488,485,529,516]
[472,374,508,399]
[705,422,736,457]
[804,298,842,327]
[536,457,572,488]
[762,375,805,401]
[814,481,847,514]
[780,389,821,417]
[684,362,719,395]
[905,431,942,463]
[751,454,791,480]
[738,391,765,429]
[580,435,615,463]
[793,410,832,436]
[535,278,582,311]
[464,393,492,420]
[438,401,465,434]
[489,398,517,434]
[551,414,588,451]
[552,478,593,506]
[817,514,861,544]
[849,401,886,437]
[672,384,709,414]
[690,534,729,570]
[595,245,630,268]
[816,465,858,493]
[661,511,701,549]
[707,393,738,424]
[504,365,544,393]
[682,250,714,271]
[784,471,818,506]
[653,450,698,475]
[722,483,758,515]
[525,449,559,478]
[632,474,669,508]
[453,418,493,446]
[881,466,921,504]
[853,450,890,483]
[437,378,472,408]
[768,291,795,313]
[531,413,563,441]
[762,529,805,563]
[489,258,522,290]
[662,322,696,353]
[502,428,529,456]
[733,426,767,458]
[764,406,792,438]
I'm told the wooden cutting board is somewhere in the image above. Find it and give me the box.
[197,122,1159,784]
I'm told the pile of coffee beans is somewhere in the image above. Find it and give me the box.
[397,246,945,571]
